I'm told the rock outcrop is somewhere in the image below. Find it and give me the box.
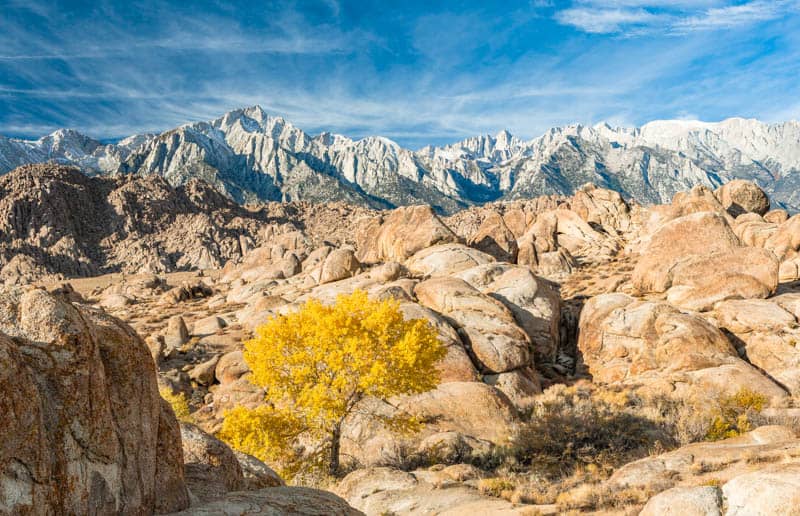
[336,466,531,515]
[415,277,531,374]
[608,426,800,515]
[355,205,458,264]
[0,164,372,284]
[577,293,788,401]
[0,287,190,514]
[632,211,779,310]
[168,486,364,515]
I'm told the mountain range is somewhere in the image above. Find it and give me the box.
[2,105,800,213]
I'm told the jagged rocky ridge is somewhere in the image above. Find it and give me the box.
[3,107,800,213]
[0,164,373,284]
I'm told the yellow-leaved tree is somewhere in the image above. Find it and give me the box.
[219,290,445,478]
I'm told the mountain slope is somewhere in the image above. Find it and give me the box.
[2,107,799,213]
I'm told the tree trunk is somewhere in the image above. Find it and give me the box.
[329,424,341,477]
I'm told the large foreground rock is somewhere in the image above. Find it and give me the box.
[337,467,532,515]
[168,486,363,515]
[0,287,190,514]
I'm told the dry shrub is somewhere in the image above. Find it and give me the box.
[556,479,669,512]
[705,388,767,441]
[477,477,516,499]
[510,384,682,479]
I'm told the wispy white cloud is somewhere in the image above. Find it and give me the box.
[556,0,792,35]
[555,7,661,34]
[671,0,787,33]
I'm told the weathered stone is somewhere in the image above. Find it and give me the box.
[193,315,227,336]
[319,249,361,284]
[711,299,800,395]
[571,183,632,234]
[640,486,722,516]
[607,426,799,491]
[467,212,519,263]
[180,423,245,504]
[398,302,479,383]
[233,450,284,490]
[715,179,770,217]
[578,293,787,401]
[189,355,221,386]
[764,209,789,224]
[356,205,458,264]
[455,263,561,364]
[164,315,190,350]
[405,244,495,278]
[664,247,780,311]
[723,463,800,515]
[215,350,251,384]
[483,367,541,410]
[168,486,364,515]
[99,292,133,309]
[415,277,531,373]
[633,211,741,294]
[0,287,189,514]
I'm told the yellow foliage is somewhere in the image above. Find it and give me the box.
[219,290,446,478]
[705,388,767,441]
[159,387,193,423]
[218,405,309,478]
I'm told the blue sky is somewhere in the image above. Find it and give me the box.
[1,0,799,148]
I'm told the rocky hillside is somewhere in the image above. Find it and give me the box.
[3,107,800,213]
[0,163,373,284]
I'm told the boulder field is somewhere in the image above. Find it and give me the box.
[3,164,800,514]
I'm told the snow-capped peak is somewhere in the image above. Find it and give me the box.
[4,109,800,213]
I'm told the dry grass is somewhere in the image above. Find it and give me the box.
[477,477,516,499]
[507,384,702,479]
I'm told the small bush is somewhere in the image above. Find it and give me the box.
[705,388,767,441]
[477,477,516,499]
[159,387,193,423]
